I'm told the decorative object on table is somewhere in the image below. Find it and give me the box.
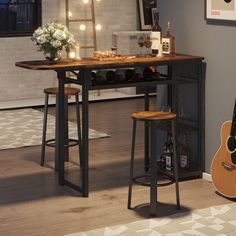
[137,0,157,30]
[31,22,75,61]
[69,42,81,60]
[137,33,145,56]
[206,0,236,21]
[211,99,236,198]
[143,34,152,55]
[151,11,162,56]
[162,21,176,55]
[93,50,128,60]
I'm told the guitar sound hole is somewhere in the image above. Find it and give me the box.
[227,136,236,152]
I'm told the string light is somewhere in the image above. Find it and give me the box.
[68,11,72,18]
[79,24,86,31]
[95,24,102,31]
[83,0,89,4]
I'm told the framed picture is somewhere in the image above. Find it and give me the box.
[138,0,157,30]
[206,0,236,21]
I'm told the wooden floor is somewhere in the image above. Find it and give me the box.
[0,98,234,236]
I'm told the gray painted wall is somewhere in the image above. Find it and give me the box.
[158,0,236,173]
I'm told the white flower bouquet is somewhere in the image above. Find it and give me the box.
[32,22,75,60]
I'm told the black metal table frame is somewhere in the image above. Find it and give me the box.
[54,59,205,216]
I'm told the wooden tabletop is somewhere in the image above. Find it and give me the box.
[15,54,204,71]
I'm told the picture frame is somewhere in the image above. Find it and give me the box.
[206,0,236,21]
[138,0,157,30]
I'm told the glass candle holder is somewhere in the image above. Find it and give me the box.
[75,42,81,60]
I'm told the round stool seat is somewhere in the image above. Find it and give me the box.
[44,87,80,96]
[131,111,176,121]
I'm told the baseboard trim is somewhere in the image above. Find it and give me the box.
[202,172,212,182]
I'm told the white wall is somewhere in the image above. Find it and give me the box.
[158,0,236,173]
[0,0,137,103]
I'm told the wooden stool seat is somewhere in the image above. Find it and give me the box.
[131,111,176,121]
[44,87,80,96]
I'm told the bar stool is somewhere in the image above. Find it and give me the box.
[127,111,180,216]
[40,87,82,169]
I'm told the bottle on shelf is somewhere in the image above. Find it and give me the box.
[160,139,167,169]
[165,132,173,171]
[151,12,162,56]
[179,132,191,169]
[162,21,176,55]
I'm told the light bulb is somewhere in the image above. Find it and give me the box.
[68,11,72,18]
[95,24,102,31]
[80,24,86,31]
[83,0,89,3]
[96,0,101,1]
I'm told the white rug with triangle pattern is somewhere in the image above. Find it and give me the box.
[0,108,109,150]
[65,203,236,236]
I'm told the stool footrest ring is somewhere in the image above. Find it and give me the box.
[45,138,79,148]
[133,174,174,187]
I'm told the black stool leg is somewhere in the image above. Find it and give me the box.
[41,94,49,166]
[55,94,59,171]
[75,93,82,167]
[171,119,180,209]
[128,119,137,209]
[64,95,69,162]
[150,122,158,216]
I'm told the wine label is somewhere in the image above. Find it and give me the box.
[162,38,170,54]
[151,31,161,50]
[165,155,172,170]
[180,154,188,168]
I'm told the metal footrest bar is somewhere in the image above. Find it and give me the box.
[64,179,82,192]
[133,174,174,187]
[46,138,79,147]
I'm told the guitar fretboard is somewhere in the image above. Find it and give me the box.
[231,99,236,137]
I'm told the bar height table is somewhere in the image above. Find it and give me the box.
[15,54,205,200]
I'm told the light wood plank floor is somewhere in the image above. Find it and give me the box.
[0,98,235,236]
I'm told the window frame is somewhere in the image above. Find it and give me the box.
[0,0,42,38]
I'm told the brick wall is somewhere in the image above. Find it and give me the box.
[0,0,137,103]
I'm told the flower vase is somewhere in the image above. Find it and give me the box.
[44,50,62,62]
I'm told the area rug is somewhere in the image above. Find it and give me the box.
[0,108,109,150]
[66,203,236,236]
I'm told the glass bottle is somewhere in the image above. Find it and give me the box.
[179,132,191,169]
[162,21,176,55]
[165,133,173,171]
[151,12,162,56]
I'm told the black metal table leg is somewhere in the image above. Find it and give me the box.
[57,71,66,185]
[81,68,90,197]
[150,123,157,216]
[144,88,150,172]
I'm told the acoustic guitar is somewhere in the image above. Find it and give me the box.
[211,99,236,198]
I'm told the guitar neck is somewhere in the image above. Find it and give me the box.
[231,99,236,136]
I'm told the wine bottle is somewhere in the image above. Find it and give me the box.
[151,12,162,56]
[165,133,173,171]
[162,21,176,55]
[179,132,191,169]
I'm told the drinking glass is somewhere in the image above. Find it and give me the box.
[137,33,145,56]
[143,34,152,56]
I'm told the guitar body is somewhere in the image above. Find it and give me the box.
[211,121,236,198]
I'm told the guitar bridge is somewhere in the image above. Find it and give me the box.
[222,162,236,171]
